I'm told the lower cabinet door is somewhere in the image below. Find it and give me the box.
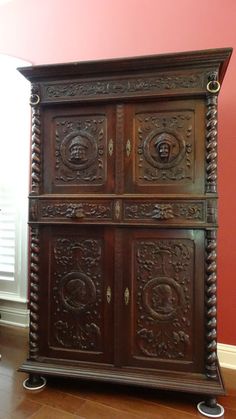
[38,225,114,365]
[120,228,205,373]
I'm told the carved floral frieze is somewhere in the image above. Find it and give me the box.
[39,201,112,220]
[124,202,204,222]
[42,72,204,101]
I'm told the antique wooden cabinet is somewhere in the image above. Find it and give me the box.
[18,48,232,417]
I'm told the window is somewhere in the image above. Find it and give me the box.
[0,55,30,302]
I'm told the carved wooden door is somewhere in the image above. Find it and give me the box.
[120,228,205,373]
[38,225,114,364]
[42,104,116,194]
[124,100,205,194]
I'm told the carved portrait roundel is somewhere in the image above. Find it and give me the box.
[142,277,185,321]
[143,130,185,169]
[60,130,98,170]
[60,271,96,312]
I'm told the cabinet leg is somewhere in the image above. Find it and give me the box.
[23,373,47,391]
[197,397,224,418]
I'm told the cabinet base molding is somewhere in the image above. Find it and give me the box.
[19,360,225,396]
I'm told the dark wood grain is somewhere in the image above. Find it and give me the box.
[17,48,232,410]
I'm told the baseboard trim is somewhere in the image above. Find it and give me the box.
[0,300,29,328]
[218,343,236,370]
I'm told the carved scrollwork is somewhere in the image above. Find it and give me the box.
[124,201,204,222]
[115,104,124,193]
[51,237,103,351]
[136,239,193,360]
[40,201,112,220]
[29,227,40,359]
[205,230,218,378]
[30,84,41,194]
[55,116,106,185]
[43,72,203,101]
[136,112,194,183]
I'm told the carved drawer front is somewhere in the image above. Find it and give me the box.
[121,229,205,373]
[124,100,205,194]
[42,104,115,194]
[123,199,207,225]
[32,199,114,222]
[38,226,114,364]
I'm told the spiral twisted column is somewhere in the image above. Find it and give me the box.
[205,230,217,379]
[29,227,40,359]
[30,84,41,195]
[206,92,218,193]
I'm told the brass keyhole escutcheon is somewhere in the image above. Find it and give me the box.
[124,287,130,305]
[115,200,121,220]
[106,286,112,304]
[108,139,114,156]
[126,139,132,157]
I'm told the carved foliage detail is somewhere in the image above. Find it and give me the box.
[55,115,106,184]
[136,239,193,359]
[29,227,40,359]
[115,104,124,193]
[40,201,112,220]
[205,230,217,378]
[136,112,194,183]
[43,73,203,100]
[51,237,103,351]
[125,202,204,221]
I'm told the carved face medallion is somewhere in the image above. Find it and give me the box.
[60,130,98,170]
[143,130,185,169]
[142,277,184,320]
[60,271,96,312]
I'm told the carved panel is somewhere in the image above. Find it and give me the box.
[36,200,112,221]
[50,236,103,351]
[54,114,107,185]
[124,201,205,223]
[136,111,194,184]
[42,71,204,102]
[134,239,194,360]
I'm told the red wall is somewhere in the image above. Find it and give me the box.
[0,0,235,345]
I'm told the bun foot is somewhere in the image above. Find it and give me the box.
[197,398,224,418]
[23,374,47,391]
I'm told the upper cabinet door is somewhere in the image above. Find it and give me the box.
[42,104,116,194]
[124,100,205,194]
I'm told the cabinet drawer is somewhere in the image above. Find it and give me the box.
[123,199,210,225]
[30,198,114,223]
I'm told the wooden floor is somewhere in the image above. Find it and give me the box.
[0,325,236,418]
